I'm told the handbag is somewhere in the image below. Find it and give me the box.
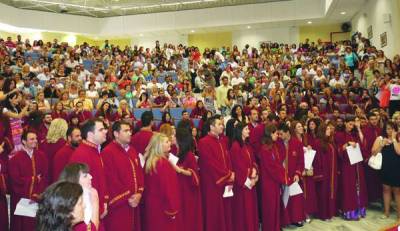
[368,152,382,170]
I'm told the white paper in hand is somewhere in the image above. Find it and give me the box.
[14,198,38,217]
[138,153,145,168]
[289,182,303,196]
[346,143,363,165]
[244,177,253,190]
[223,185,234,198]
[168,153,179,166]
[303,147,316,170]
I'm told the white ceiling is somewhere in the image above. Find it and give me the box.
[1,0,291,17]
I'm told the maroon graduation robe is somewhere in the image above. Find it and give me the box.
[249,123,266,158]
[8,149,48,231]
[53,144,76,181]
[259,142,289,231]
[362,125,382,202]
[335,131,368,213]
[314,141,338,220]
[281,137,306,226]
[144,157,182,231]
[39,138,67,183]
[177,151,203,231]
[69,140,109,215]
[302,135,318,216]
[198,134,233,231]
[130,129,153,155]
[230,142,259,231]
[0,158,8,231]
[102,141,144,231]
[73,222,97,231]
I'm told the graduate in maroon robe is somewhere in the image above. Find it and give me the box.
[314,123,338,220]
[39,118,68,183]
[229,123,259,231]
[362,112,382,202]
[278,123,306,227]
[69,101,93,126]
[0,143,8,231]
[53,127,82,181]
[131,111,154,155]
[175,128,203,231]
[259,124,290,231]
[335,117,368,220]
[69,119,109,220]
[37,113,52,144]
[143,133,182,231]
[198,116,234,231]
[102,121,144,231]
[8,131,48,231]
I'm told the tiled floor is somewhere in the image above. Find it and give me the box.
[282,209,399,231]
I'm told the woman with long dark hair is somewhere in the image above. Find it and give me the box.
[190,100,207,119]
[175,128,203,231]
[259,124,288,231]
[36,181,97,231]
[95,102,113,123]
[229,122,258,231]
[314,122,338,220]
[231,104,247,123]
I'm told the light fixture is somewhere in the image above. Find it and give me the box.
[307,21,312,24]
[191,30,195,33]
[247,25,251,29]
[139,33,144,37]
[340,11,346,15]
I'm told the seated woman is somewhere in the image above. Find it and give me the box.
[113,99,135,121]
[95,102,114,123]
[36,91,51,112]
[136,93,152,109]
[36,181,99,231]
[190,100,207,119]
[51,102,68,120]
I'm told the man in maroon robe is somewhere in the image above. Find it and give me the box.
[131,111,154,155]
[8,131,48,231]
[69,119,109,220]
[248,108,259,134]
[37,113,52,144]
[53,127,82,181]
[102,121,144,231]
[198,116,234,231]
[362,112,382,203]
[278,123,306,227]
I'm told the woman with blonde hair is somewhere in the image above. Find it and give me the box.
[159,123,177,154]
[113,99,135,121]
[143,133,182,231]
[39,118,68,182]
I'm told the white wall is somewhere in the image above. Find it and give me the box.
[232,26,299,49]
[351,0,400,58]
[132,33,188,48]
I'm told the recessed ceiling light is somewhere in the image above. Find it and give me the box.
[307,21,312,24]
[191,30,195,33]
[247,25,251,29]
[340,11,346,15]
[139,33,143,37]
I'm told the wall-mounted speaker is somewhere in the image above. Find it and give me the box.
[341,22,352,32]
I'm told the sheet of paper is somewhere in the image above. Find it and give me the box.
[346,143,363,165]
[14,198,38,217]
[303,147,316,170]
[282,185,289,208]
[138,153,145,168]
[244,177,253,190]
[223,185,234,198]
[168,153,179,166]
[289,182,303,196]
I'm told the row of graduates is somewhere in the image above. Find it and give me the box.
[0,110,375,231]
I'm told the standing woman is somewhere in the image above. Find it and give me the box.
[143,133,182,231]
[229,123,259,231]
[39,118,68,183]
[335,117,368,220]
[174,128,203,231]
[259,124,289,231]
[371,121,400,220]
[314,122,338,220]
[1,91,29,153]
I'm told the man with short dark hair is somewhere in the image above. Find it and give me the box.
[8,130,48,231]
[198,116,235,231]
[131,111,154,155]
[69,119,109,221]
[53,127,82,181]
[102,121,144,231]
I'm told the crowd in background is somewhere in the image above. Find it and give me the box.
[0,32,400,231]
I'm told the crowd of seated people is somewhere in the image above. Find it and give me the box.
[0,32,400,231]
